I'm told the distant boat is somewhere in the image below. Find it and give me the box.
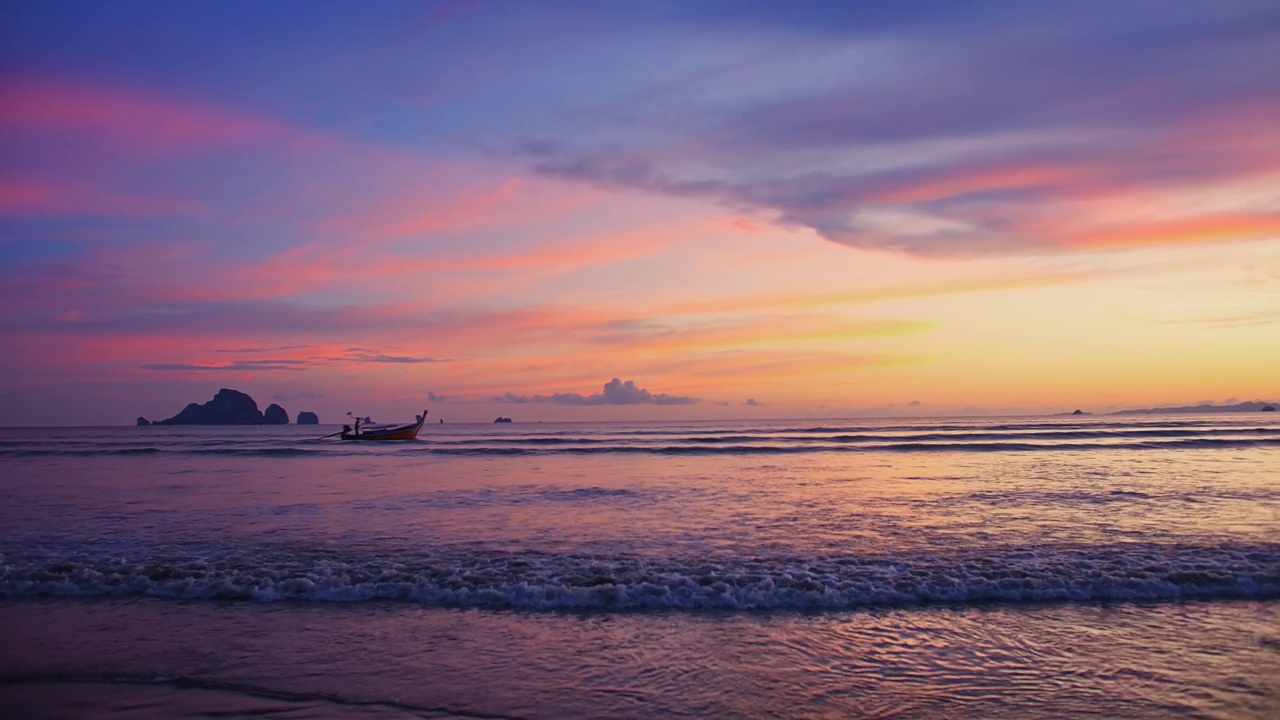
[341,410,427,441]
[494,417,513,423]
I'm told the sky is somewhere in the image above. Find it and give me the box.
[1,0,1278,426]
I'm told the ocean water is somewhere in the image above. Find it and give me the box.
[1,415,1277,718]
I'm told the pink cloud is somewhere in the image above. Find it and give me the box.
[311,173,601,244]
[0,178,204,218]
[0,77,290,153]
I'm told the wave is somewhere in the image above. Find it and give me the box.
[407,427,1280,445]
[425,437,1280,455]
[4,435,1280,458]
[538,419,1262,435]
[3,543,1276,612]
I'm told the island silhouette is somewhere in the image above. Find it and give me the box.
[138,388,319,425]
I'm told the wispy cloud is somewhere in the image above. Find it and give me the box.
[141,360,310,372]
[0,178,205,219]
[1154,310,1280,329]
[138,347,449,374]
[0,76,292,153]
[340,348,449,364]
[213,345,310,354]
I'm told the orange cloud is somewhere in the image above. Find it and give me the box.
[873,165,1092,204]
[1067,213,1280,250]
[662,271,1093,315]
[570,317,934,357]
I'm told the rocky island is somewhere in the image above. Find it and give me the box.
[141,388,285,425]
[147,388,265,425]
[264,403,289,425]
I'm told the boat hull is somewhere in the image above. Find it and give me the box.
[340,411,426,441]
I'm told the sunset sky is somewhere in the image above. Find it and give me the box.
[2,1,1278,425]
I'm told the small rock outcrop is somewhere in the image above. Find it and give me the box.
[153,388,265,425]
[296,411,319,425]
[264,403,289,425]
[136,417,151,426]
[1072,409,1084,415]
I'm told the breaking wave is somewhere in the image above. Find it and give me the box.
[3,543,1276,612]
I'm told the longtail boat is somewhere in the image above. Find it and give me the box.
[341,410,427,441]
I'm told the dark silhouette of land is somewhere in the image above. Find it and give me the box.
[139,388,320,425]
[147,388,268,425]
[264,403,288,424]
[1111,400,1280,415]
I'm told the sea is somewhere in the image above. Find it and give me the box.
[1,414,1277,719]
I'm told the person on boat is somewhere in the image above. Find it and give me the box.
[342,424,352,436]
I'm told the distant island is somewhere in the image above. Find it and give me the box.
[494,417,513,423]
[1111,400,1279,415]
[263,403,288,425]
[137,388,320,425]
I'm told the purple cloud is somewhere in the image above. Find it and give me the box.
[506,2,1280,256]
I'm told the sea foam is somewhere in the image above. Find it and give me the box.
[3,543,1276,611]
